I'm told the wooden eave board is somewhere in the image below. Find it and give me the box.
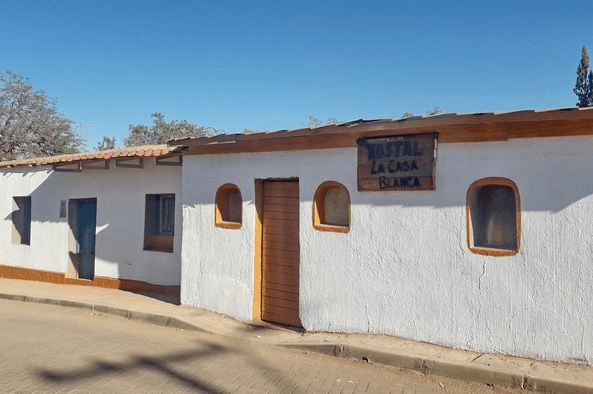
[182,110,593,156]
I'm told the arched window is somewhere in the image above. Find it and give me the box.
[313,181,350,233]
[467,177,520,256]
[215,184,242,229]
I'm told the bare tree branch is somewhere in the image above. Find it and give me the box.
[0,71,83,160]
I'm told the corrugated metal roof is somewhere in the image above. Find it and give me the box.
[168,107,593,148]
[0,145,182,169]
[3,107,593,169]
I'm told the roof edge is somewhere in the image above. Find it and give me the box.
[0,145,183,169]
[172,107,593,155]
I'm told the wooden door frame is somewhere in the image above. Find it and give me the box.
[252,178,299,322]
[67,199,78,278]
[252,179,264,321]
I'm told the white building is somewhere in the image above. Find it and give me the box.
[2,108,593,364]
[177,108,593,364]
[0,145,183,297]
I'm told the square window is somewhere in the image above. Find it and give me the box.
[144,194,175,253]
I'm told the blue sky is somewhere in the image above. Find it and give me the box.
[1,0,591,150]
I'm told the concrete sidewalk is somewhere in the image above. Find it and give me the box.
[0,278,591,394]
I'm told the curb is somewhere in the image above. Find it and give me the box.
[0,293,206,333]
[281,342,593,394]
[1,293,592,394]
[286,344,520,389]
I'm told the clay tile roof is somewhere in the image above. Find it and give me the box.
[0,144,182,169]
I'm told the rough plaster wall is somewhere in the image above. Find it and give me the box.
[0,168,63,272]
[182,136,593,363]
[0,161,181,285]
[181,150,348,321]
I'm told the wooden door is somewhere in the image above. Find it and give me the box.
[261,180,301,327]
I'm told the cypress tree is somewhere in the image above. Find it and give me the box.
[574,46,592,107]
[588,68,593,106]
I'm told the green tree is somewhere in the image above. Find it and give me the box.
[124,113,213,147]
[95,136,117,151]
[589,71,593,105]
[0,71,83,161]
[574,46,593,107]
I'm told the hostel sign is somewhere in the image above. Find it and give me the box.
[357,133,436,191]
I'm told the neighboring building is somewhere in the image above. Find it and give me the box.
[0,145,183,297]
[2,108,593,364]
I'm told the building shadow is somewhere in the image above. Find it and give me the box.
[131,289,180,305]
[35,338,304,393]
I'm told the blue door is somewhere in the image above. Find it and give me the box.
[76,199,96,280]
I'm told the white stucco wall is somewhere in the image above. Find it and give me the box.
[181,135,593,364]
[0,159,181,286]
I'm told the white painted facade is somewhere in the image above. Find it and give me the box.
[181,135,593,364]
[0,159,182,286]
